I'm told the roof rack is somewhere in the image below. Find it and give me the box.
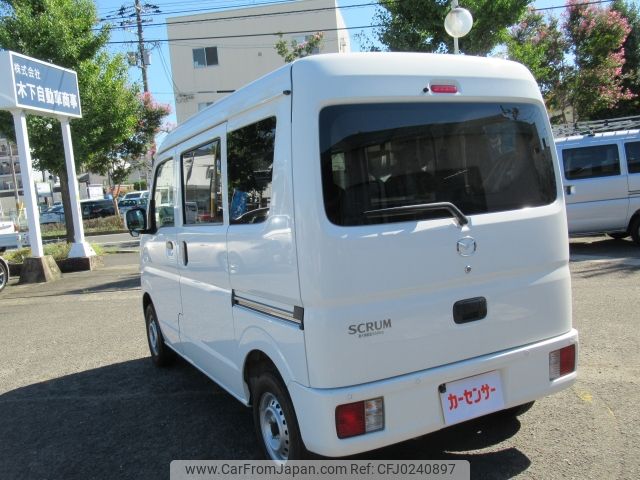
[552,114,640,138]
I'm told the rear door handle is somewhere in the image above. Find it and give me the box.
[166,240,175,257]
[453,297,487,324]
[182,241,189,266]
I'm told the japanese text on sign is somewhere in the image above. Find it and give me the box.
[447,383,497,411]
[8,52,81,118]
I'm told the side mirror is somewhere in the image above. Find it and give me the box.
[126,207,147,237]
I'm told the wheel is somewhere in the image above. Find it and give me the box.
[145,303,174,367]
[607,232,628,240]
[252,371,306,461]
[0,259,8,292]
[631,216,640,246]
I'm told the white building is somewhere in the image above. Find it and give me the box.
[167,0,351,123]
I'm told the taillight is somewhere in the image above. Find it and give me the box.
[335,397,384,439]
[549,344,576,380]
[430,84,458,94]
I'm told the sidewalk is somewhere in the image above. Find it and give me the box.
[4,252,140,299]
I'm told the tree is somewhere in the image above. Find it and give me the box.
[371,0,531,55]
[275,32,324,63]
[597,0,640,117]
[507,0,633,122]
[0,0,168,242]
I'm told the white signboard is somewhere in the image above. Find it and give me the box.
[0,51,81,118]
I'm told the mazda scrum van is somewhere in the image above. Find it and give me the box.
[127,53,578,460]
[555,130,640,244]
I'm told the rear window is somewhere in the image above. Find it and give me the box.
[320,103,557,226]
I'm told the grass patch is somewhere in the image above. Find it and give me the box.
[3,242,105,264]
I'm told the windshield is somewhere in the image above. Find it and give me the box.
[320,102,557,226]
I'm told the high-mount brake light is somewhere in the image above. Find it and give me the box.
[430,84,458,94]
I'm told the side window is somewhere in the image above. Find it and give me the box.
[153,159,176,228]
[624,141,640,174]
[181,139,223,225]
[227,117,276,225]
[562,144,620,180]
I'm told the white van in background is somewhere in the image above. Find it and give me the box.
[126,53,578,460]
[555,130,640,244]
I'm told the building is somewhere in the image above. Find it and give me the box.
[167,0,351,123]
[0,138,23,216]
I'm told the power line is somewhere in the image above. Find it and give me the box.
[101,0,621,46]
[99,0,302,21]
[534,0,613,12]
[106,23,380,44]
[101,1,388,31]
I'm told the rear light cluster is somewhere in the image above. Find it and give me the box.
[335,397,384,439]
[549,344,576,380]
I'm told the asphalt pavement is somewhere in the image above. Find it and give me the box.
[0,238,638,479]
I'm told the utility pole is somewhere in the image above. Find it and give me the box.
[110,2,160,93]
[135,0,149,92]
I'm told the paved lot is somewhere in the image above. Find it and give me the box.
[0,237,639,479]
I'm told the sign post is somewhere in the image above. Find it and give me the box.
[12,110,44,257]
[0,50,93,282]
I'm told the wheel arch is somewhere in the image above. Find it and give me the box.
[142,291,153,312]
[242,346,291,406]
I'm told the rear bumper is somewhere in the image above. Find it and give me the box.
[289,329,578,457]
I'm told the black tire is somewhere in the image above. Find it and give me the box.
[606,232,629,240]
[631,216,640,246]
[251,370,306,461]
[0,259,8,292]
[145,303,174,367]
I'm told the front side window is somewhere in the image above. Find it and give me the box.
[192,47,218,68]
[227,117,276,225]
[624,141,640,174]
[181,140,223,225]
[153,159,176,228]
[320,103,557,226]
[562,144,620,180]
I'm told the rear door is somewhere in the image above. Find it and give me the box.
[176,125,239,393]
[559,142,629,233]
[298,101,573,388]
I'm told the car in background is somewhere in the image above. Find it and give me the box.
[118,197,147,216]
[555,130,640,244]
[0,255,8,291]
[81,199,116,219]
[40,204,65,224]
[122,190,149,202]
[0,219,20,253]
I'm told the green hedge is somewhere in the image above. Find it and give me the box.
[3,242,105,264]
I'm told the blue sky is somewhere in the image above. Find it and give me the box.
[92,0,583,130]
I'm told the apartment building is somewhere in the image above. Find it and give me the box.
[0,138,23,215]
[167,0,351,123]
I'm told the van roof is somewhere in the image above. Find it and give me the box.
[157,52,536,157]
[555,129,640,144]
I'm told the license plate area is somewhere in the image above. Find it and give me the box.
[439,370,505,425]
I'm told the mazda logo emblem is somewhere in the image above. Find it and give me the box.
[457,237,477,257]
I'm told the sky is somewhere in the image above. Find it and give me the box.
[91,0,597,133]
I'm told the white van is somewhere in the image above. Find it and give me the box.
[126,53,578,460]
[555,130,640,243]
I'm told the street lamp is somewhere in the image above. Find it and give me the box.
[444,0,474,55]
